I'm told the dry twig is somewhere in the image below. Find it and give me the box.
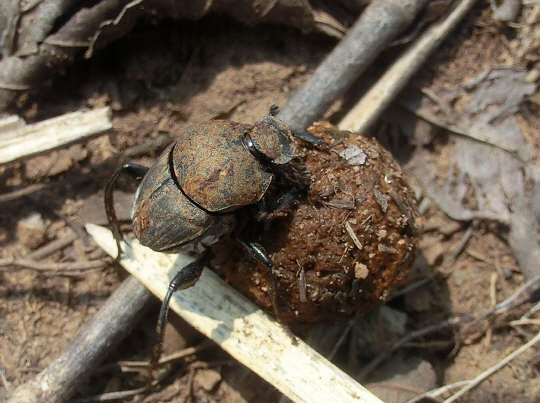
[70,385,148,403]
[358,273,540,380]
[26,232,79,261]
[280,0,431,130]
[0,183,47,203]
[118,339,214,369]
[339,0,480,133]
[443,329,540,403]
[0,257,107,273]
[404,380,472,403]
[0,108,112,164]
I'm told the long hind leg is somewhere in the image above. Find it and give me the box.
[148,251,213,376]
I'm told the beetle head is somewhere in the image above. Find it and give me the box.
[245,115,295,165]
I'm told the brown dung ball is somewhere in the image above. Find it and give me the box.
[215,122,420,324]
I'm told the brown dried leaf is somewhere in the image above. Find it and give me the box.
[453,68,535,223]
[413,67,540,279]
[0,0,19,57]
[15,0,79,57]
[0,0,354,110]
[464,67,536,120]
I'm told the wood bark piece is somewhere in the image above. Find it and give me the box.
[339,0,479,133]
[85,224,385,403]
[0,107,112,164]
[278,0,431,130]
[4,275,153,403]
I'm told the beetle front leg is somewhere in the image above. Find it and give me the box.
[104,163,149,259]
[253,189,301,221]
[291,129,327,148]
[235,239,296,339]
[242,242,279,319]
[238,240,278,315]
[149,250,213,373]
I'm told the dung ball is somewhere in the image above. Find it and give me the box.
[215,122,420,324]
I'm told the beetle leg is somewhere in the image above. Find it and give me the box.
[291,130,328,148]
[235,239,297,342]
[253,189,299,221]
[239,241,280,317]
[104,163,149,259]
[149,250,213,373]
[238,240,273,269]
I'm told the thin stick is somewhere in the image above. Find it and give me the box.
[27,232,79,261]
[119,339,214,368]
[509,319,540,326]
[443,330,540,403]
[358,273,540,380]
[0,183,47,203]
[279,0,430,130]
[404,381,471,403]
[86,224,384,403]
[339,0,479,133]
[0,107,112,164]
[0,258,106,272]
[70,385,148,403]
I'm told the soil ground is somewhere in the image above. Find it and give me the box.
[1,4,539,403]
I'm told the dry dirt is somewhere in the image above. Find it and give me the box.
[1,5,539,403]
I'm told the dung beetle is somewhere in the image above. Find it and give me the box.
[105,106,324,370]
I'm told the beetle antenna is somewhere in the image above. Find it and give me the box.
[291,130,328,148]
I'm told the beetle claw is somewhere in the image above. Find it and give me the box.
[291,130,328,149]
[113,238,123,262]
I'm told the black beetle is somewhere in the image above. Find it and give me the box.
[105,106,323,370]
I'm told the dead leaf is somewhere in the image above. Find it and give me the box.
[0,0,19,57]
[464,67,536,122]
[412,66,540,280]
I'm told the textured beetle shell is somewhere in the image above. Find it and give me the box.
[132,144,215,252]
[172,121,274,212]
